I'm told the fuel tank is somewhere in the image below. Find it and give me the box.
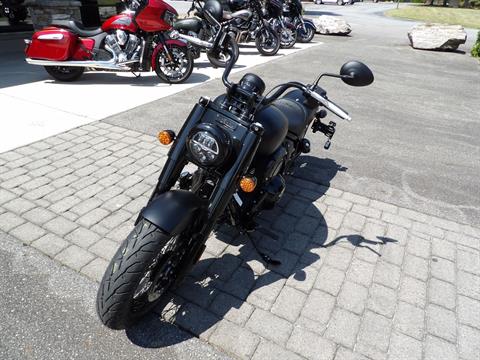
[253,103,288,156]
[101,14,137,32]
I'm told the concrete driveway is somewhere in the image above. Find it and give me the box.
[0,31,319,153]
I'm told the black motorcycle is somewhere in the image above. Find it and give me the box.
[171,0,239,68]
[264,0,297,49]
[226,0,281,56]
[0,0,27,26]
[96,49,373,330]
[283,0,316,43]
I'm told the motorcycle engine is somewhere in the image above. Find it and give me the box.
[105,30,141,63]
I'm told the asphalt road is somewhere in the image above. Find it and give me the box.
[104,3,480,227]
[0,232,231,360]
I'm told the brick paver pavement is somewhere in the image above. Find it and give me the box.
[0,122,479,360]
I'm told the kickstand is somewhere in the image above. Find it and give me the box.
[244,231,282,267]
[131,71,141,78]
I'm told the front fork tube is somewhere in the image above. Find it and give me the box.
[157,32,174,62]
[146,102,208,205]
[299,18,307,33]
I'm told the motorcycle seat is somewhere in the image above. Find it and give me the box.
[223,9,251,21]
[173,18,202,33]
[271,98,312,137]
[50,20,103,37]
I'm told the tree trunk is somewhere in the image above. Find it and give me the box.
[424,0,434,5]
[462,0,470,8]
[80,0,100,27]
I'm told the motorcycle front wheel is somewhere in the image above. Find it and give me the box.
[207,35,240,68]
[44,66,84,82]
[96,218,190,330]
[279,24,297,49]
[297,23,315,43]
[255,27,280,56]
[154,44,193,84]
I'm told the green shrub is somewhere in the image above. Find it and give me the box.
[470,0,480,8]
[472,31,480,58]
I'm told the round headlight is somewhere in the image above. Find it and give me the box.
[187,125,229,166]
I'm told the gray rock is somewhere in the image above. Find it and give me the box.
[310,15,352,35]
[408,23,467,51]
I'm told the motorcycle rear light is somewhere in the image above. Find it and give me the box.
[158,130,175,145]
[240,176,257,193]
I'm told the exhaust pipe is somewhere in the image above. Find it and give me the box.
[169,30,213,50]
[25,58,137,70]
[25,45,137,71]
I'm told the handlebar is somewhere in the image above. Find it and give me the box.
[307,89,351,121]
[221,47,351,122]
[262,82,351,121]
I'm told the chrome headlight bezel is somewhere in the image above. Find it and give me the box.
[187,124,230,167]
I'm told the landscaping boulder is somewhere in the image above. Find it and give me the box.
[408,23,467,51]
[310,15,352,36]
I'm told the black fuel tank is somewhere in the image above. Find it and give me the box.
[254,104,288,156]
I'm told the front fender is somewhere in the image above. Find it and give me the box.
[303,18,316,30]
[151,39,188,71]
[140,190,207,236]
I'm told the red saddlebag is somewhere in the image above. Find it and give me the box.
[26,28,77,61]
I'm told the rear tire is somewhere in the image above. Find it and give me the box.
[96,219,188,330]
[44,66,84,82]
[255,27,280,56]
[154,44,193,84]
[207,35,240,68]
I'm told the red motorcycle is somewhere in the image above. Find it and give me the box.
[24,0,194,83]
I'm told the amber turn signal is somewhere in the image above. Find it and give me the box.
[158,130,175,145]
[239,176,257,193]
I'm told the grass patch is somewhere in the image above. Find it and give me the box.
[98,0,119,6]
[385,5,480,29]
[472,31,480,57]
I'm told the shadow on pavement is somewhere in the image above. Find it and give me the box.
[124,156,400,348]
[304,10,341,16]
[38,71,212,87]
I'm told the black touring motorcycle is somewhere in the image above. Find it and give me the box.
[96,50,374,329]
[171,0,240,68]
[283,0,316,43]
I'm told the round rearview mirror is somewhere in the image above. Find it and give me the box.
[340,61,374,87]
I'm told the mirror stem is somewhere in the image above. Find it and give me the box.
[314,73,354,86]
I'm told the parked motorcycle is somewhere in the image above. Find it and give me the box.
[171,0,239,68]
[283,0,316,43]
[24,0,193,83]
[226,0,280,56]
[264,0,297,49]
[0,0,27,26]
[96,47,374,329]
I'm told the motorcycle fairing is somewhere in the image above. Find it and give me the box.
[135,0,176,32]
